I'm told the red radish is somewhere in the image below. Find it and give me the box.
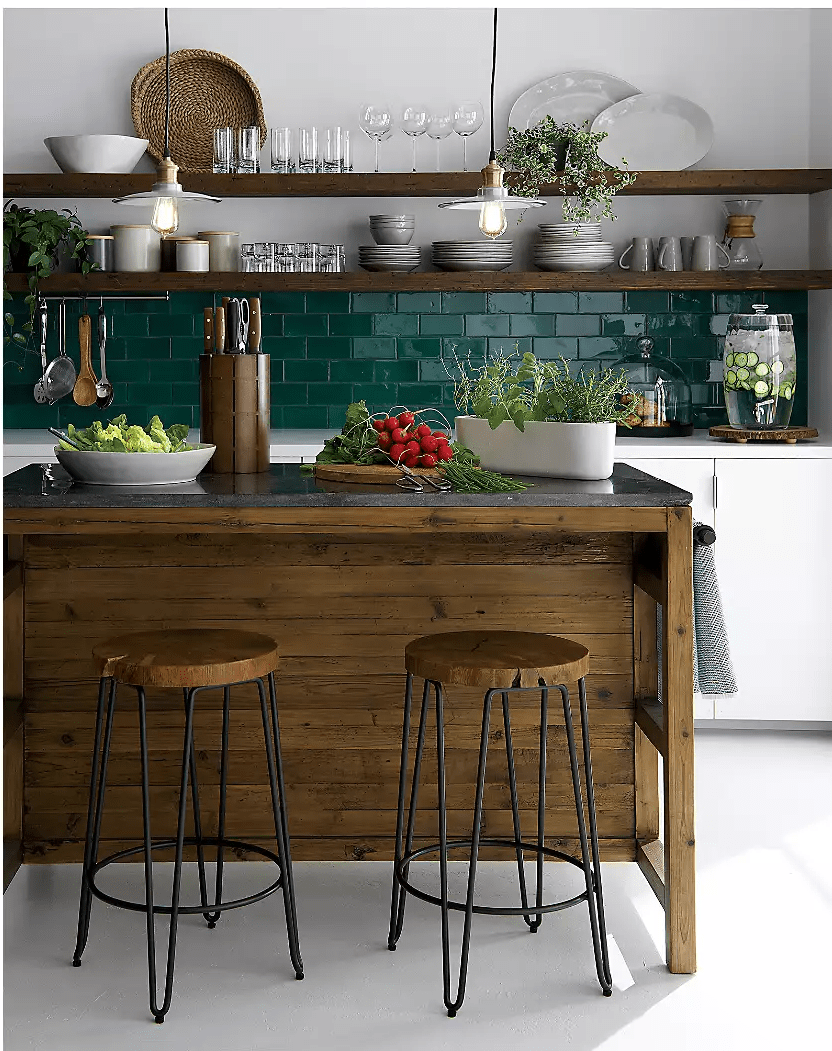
[420,453,437,468]
[397,411,415,427]
[403,453,420,468]
[389,443,406,461]
[436,444,453,462]
[415,423,432,438]
[391,427,409,444]
[377,432,392,450]
[372,419,385,432]
[419,435,438,453]
[405,440,421,456]
[432,430,448,440]
[383,417,399,432]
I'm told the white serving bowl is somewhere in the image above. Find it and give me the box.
[54,444,216,485]
[371,228,415,246]
[44,134,149,174]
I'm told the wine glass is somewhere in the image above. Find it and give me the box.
[359,103,394,173]
[426,112,453,172]
[452,100,484,171]
[400,104,428,173]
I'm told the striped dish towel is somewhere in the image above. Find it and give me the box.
[657,521,737,698]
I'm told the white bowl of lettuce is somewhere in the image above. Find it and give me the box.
[55,415,216,485]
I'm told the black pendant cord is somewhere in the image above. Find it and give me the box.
[164,7,171,161]
[489,8,497,163]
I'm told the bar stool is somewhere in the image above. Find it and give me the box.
[72,629,303,1024]
[387,630,612,1016]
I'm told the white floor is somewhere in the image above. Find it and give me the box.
[4,729,831,1051]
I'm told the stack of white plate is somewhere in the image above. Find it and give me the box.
[534,224,615,272]
[358,245,421,272]
[432,240,513,272]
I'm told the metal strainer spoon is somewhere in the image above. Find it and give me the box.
[42,299,76,404]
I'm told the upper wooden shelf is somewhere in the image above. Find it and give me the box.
[4,169,832,199]
[5,271,831,293]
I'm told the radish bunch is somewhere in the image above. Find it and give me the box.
[371,410,453,469]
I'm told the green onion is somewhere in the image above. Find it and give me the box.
[441,461,532,493]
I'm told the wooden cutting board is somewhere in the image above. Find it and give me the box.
[313,463,444,484]
[709,426,818,445]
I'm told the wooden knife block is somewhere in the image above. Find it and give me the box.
[199,355,270,473]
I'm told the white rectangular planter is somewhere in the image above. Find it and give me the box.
[455,416,616,480]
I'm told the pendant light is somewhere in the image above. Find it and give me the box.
[114,8,220,231]
[439,9,544,237]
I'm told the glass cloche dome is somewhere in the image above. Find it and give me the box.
[613,337,693,437]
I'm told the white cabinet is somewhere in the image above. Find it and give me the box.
[713,458,832,721]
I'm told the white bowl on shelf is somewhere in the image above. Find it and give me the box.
[44,134,149,174]
[54,444,216,485]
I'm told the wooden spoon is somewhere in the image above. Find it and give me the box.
[72,313,98,406]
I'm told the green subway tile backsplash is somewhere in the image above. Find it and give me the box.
[2,289,810,431]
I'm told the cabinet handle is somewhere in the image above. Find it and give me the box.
[712,473,718,509]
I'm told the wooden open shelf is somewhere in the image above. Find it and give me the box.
[5,270,831,293]
[4,169,832,199]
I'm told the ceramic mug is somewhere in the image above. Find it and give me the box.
[691,234,731,271]
[657,236,683,272]
[619,237,655,271]
[680,236,694,270]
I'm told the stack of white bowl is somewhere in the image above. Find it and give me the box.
[359,215,421,272]
[432,240,513,272]
[533,224,615,272]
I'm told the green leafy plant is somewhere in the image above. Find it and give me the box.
[450,348,635,430]
[497,116,636,224]
[3,202,96,331]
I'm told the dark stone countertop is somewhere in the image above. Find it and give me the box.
[3,463,692,509]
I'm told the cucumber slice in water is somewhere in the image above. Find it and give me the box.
[736,366,750,381]
[734,352,748,367]
[746,351,759,367]
[755,362,770,376]
[771,359,784,375]
[753,380,770,397]
[781,384,793,399]
[725,370,738,387]
[725,353,735,367]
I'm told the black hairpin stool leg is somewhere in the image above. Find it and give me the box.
[558,682,613,996]
[438,683,495,1017]
[258,673,303,980]
[206,685,231,928]
[501,691,534,930]
[73,676,116,967]
[182,688,212,927]
[141,685,195,1023]
[388,674,430,950]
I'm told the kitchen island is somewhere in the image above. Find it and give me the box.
[3,462,695,973]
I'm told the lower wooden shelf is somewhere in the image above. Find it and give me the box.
[4,270,831,293]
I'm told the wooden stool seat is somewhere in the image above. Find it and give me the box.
[92,629,280,688]
[404,630,589,689]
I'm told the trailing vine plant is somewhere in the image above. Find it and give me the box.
[497,116,636,224]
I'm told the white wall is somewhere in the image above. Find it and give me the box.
[809,8,832,432]
[0,7,816,268]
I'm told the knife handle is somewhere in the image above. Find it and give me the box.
[248,298,261,353]
[214,306,226,353]
[203,307,214,353]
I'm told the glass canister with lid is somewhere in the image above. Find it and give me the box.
[723,304,795,429]
[613,337,693,436]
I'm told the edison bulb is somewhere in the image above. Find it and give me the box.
[479,200,507,239]
[151,196,179,236]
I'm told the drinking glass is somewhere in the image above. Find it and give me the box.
[323,127,344,173]
[426,112,453,172]
[213,127,235,174]
[240,243,257,272]
[320,244,346,272]
[295,243,320,272]
[298,127,319,173]
[358,103,393,173]
[254,242,274,272]
[341,130,352,172]
[237,126,261,174]
[453,100,484,171]
[270,127,295,173]
[275,244,296,273]
[401,104,428,173]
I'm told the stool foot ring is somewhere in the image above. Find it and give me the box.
[394,838,592,917]
[86,837,284,916]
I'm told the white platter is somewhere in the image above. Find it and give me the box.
[359,262,420,272]
[591,92,714,170]
[433,260,512,272]
[55,444,216,485]
[508,71,639,131]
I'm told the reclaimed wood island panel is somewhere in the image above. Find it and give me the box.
[3,463,695,973]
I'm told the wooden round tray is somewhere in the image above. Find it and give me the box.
[314,463,443,485]
[709,426,818,445]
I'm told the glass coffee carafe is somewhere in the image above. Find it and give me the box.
[723,304,795,429]
[722,199,763,270]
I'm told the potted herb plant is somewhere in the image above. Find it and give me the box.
[497,116,635,225]
[3,202,96,328]
[450,350,634,480]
